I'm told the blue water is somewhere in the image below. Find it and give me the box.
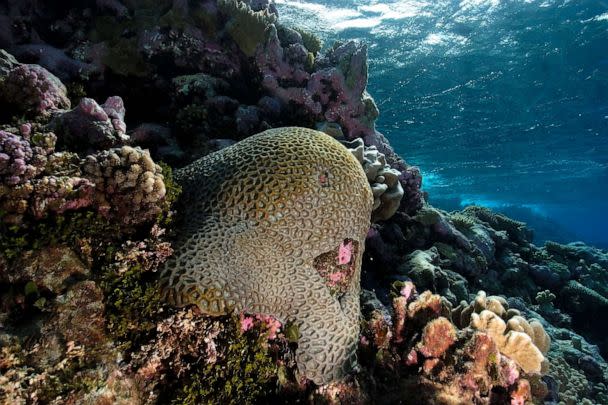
[277,0,608,248]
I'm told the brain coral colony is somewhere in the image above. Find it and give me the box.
[0,1,607,404]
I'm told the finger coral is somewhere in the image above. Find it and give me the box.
[160,127,373,384]
[82,146,167,227]
[0,129,95,225]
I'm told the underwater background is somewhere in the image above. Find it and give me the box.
[277,0,608,249]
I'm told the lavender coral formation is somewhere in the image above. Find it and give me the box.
[0,64,70,117]
[0,129,46,186]
[50,96,129,152]
[0,129,95,225]
[161,127,373,384]
[0,125,165,229]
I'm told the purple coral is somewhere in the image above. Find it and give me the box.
[0,129,98,224]
[51,96,129,152]
[1,64,70,116]
[0,130,46,186]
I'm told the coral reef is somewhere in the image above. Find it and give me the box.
[0,2,607,404]
[358,286,541,404]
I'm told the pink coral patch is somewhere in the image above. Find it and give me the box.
[400,281,415,301]
[337,240,353,265]
[240,313,254,333]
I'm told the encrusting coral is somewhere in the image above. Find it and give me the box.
[50,96,129,152]
[160,126,373,384]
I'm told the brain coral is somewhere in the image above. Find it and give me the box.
[160,127,373,384]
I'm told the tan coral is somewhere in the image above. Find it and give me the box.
[344,138,403,222]
[506,316,551,355]
[529,320,551,355]
[82,146,166,226]
[471,310,545,374]
[160,127,373,384]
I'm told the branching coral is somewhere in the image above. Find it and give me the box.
[462,206,532,243]
[0,129,95,225]
[82,146,167,227]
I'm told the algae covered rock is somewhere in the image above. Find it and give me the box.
[219,0,277,57]
[0,246,89,294]
[160,127,373,384]
[50,96,129,152]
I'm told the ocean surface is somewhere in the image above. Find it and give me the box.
[276,0,608,248]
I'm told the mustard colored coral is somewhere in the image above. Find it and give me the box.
[160,127,373,384]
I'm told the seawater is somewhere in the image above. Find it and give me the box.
[277,0,608,249]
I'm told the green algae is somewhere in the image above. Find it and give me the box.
[171,317,279,405]
[0,210,121,261]
[292,27,323,55]
[101,263,162,349]
[157,162,182,226]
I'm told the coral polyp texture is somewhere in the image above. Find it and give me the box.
[454,290,550,374]
[82,146,167,226]
[0,64,70,116]
[160,126,373,384]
